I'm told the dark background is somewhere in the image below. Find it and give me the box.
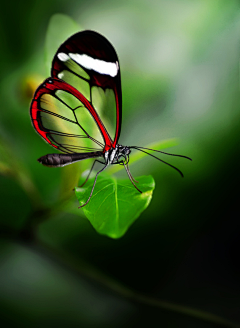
[0,0,239,327]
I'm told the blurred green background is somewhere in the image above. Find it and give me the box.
[0,0,240,327]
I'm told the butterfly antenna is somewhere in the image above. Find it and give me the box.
[126,160,139,183]
[131,146,192,161]
[123,161,142,193]
[79,164,108,208]
[131,147,184,178]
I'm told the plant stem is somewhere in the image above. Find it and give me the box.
[31,240,240,328]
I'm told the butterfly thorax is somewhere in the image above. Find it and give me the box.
[104,145,131,165]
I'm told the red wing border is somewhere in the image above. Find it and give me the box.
[30,78,113,153]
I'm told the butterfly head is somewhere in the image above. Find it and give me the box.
[115,145,131,164]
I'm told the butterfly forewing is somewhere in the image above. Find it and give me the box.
[51,30,122,149]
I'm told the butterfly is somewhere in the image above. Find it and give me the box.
[30,30,191,207]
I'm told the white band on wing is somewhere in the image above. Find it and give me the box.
[57,53,70,62]
[57,52,118,77]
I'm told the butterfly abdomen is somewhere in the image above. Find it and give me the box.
[38,152,103,167]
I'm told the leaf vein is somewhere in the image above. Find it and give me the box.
[90,182,114,200]
[113,178,119,229]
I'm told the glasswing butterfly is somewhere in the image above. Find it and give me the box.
[30,30,191,207]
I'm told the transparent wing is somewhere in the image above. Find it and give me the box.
[51,30,122,150]
[30,78,107,153]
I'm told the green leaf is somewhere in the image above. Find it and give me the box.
[45,14,81,73]
[75,174,155,239]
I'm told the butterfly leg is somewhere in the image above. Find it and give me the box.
[123,161,142,193]
[126,161,139,183]
[78,163,108,208]
[79,159,105,187]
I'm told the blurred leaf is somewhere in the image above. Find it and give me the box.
[75,174,155,238]
[19,74,44,102]
[0,136,42,209]
[0,137,12,174]
[45,14,81,73]
[59,162,82,201]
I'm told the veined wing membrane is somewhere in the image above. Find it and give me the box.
[58,69,91,101]
[30,78,105,153]
[52,30,122,149]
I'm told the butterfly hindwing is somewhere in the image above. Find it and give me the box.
[30,78,107,153]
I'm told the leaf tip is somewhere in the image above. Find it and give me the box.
[141,190,153,198]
